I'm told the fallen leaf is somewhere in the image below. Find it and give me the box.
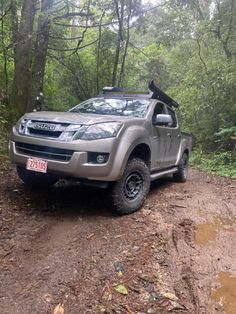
[122,304,135,314]
[114,235,122,238]
[86,233,94,239]
[101,285,112,301]
[114,284,128,295]
[116,271,123,277]
[44,293,52,303]
[91,256,96,263]
[98,304,106,313]
[53,303,64,314]
[163,292,178,301]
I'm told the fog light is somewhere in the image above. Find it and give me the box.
[88,152,109,164]
[97,154,105,164]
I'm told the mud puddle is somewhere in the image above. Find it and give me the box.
[194,216,235,245]
[212,272,236,314]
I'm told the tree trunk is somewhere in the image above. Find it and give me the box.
[1,1,9,92]
[11,0,37,119]
[96,11,105,93]
[112,0,124,87]
[118,1,131,88]
[27,0,54,111]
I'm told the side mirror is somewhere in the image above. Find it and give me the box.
[153,114,173,126]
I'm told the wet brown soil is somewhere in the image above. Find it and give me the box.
[0,159,235,314]
[212,272,236,314]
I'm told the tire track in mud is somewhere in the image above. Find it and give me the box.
[171,220,201,314]
[150,215,201,314]
[0,165,235,314]
[151,170,236,314]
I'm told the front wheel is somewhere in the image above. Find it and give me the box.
[111,158,150,215]
[173,153,189,182]
[17,166,58,188]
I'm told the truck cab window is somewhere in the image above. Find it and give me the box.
[152,102,166,124]
[166,107,177,127]
[154,102,165,115]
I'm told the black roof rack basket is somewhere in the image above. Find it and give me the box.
[149,80,179,108]
[98,81,179,108]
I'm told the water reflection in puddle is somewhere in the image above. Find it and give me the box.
[194,216,235,245]
[212,272,236,314]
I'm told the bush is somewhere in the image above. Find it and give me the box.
[190,150,236,179]
[0,103,8,155]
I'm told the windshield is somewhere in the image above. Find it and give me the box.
[70,98,151,118]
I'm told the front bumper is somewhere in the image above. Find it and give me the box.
[9,133,121,181]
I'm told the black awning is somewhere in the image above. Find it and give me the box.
[148,80,179,108]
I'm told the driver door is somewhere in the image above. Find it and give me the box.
[151,102,172,170]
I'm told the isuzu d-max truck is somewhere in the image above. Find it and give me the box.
[10,81,192,214]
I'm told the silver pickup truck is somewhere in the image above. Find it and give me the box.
[10,82,192,214]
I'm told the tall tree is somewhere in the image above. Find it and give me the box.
[11,0,37,117]
[27,0,54,111]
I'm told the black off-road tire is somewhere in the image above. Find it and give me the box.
[173,153,189,183]
[17,166,58,188]
[111,158,150,215]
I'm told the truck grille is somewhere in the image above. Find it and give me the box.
[21,120,71,139]
[15,142,74,161]
[27,128,62,138]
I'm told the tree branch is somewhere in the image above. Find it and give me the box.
[53,21,117,28]
[49,33,83,41]
[53,11,94,20]
[224,0,234,45]
[48,39,98,51]
[0,3,12,22]
[128,42,154,60]
[195,37,208,74]
[48,53,89,99]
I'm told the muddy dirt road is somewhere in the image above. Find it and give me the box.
[0,161,235,314]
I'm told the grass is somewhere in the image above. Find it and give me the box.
[190,150,236,179]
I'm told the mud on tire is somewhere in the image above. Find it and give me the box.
[111,158,150,215]
[17,166,58,188]
[173,153,189,183]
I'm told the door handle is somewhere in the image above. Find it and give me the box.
[167,132,171,137]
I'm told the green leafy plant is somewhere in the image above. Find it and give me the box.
[190,150,236,179]
[0,103,8,155]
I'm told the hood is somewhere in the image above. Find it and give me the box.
[23,111,133,125]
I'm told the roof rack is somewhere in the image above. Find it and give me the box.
[98,81,179,108]
[98,86,151,99]
[100,87,123,93]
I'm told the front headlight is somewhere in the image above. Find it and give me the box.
[79,122,122,140]
[15,117,28,134]
[59,124,82,141]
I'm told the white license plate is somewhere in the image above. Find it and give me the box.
[26,158,48,173]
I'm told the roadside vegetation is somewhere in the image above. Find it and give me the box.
[190,150,236,179]
[0,0,235,177]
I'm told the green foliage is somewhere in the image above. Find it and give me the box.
[43,60,79,111]
[190,150,236,179]
[215,126,236,149]
[123,0,236,154]
[0,103,8,155]
[0,0,235,178]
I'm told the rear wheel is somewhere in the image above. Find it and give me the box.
[111,158,150,215]
[173,153,189,182]
[17,166,58,188]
